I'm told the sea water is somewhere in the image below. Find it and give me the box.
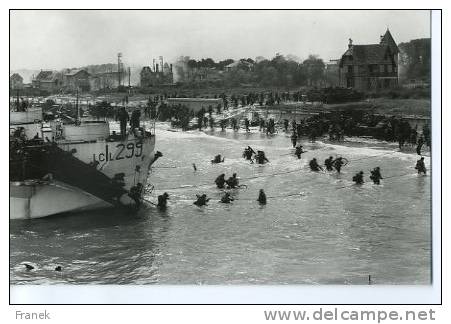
[10,123,431,285]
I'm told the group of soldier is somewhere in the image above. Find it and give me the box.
[309,154,427,185]
[155,124,429,209]
[156,180,266,210]
[217,117,277,135]
[307,154,427,186]
[307,156,348,174]
[242,146,270,164]
[156,149,428,210]
[116,107,142,138]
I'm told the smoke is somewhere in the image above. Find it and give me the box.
[173,56,190,83]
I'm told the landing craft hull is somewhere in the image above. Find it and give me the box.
[10,134,156,219]
[10,181,111,219]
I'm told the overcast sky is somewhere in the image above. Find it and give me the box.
[10,10,430,71]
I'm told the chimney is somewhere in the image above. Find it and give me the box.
[153,59,156,72]
[170,64,173,72]
[156,64,159,73]
[348,38,353,49]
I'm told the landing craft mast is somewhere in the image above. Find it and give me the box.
[117,52,123,88]
[76,88,80,124]
[128,67,131,88]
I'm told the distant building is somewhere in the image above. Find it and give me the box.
[32,70,63,93]
[324,60,340,87]
[63,69,91,92]
[140,63,173,87]
[166,98,222,113]
[10,73,23,90]
[89,71,122,91]
[339,29,399,91]
[83,63,126,91]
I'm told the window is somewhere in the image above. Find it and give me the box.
[369,65,380,74]
[347,65,353,73]
[384,79,390,88]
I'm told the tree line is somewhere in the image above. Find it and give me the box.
[179,54,326,88]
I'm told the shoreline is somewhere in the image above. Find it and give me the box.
[155,122,431,158]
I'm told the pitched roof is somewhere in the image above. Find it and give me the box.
[340,29,399,66]
[10,73,23,80]
[354,44,392,64]
[341,44,394,66]
[380,29,399,54]
[65,69,90,76]
[35,70,56,81]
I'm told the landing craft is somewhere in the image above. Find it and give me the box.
[10,105,159,219]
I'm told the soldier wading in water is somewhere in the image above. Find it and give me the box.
[309,158,323,172]
[157,192,169,209]
[415,157,427,175]
[194,194,210,207]
[352,171,364,185]
[370,167,383,184]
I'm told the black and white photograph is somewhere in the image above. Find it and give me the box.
[8,9,438,304]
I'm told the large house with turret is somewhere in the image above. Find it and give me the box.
[339,29,399,91]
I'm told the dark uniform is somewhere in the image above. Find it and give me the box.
[220,192,234,204]
[324,156,334,171]
[231,118,238,131]
[129,183,143,206]
[283,119,289,132]
[255,151,269,164]
[211,154,224,163]
[118,107,129,137]
[157,192,169,209]
[416,137,424,156]
[290,133,297,148]
[259,119,265,132]
[370,167,383,185]
[258,189,267,205]
[194,194,210,206]
[220,119,227,131]
[226,173,239,189]
[415,157,427,174]
[243,146,255,161]
[352,171,364,184]
[215,174,226,189]
[309,158,322,172]
[333,157,345,173]
[295,146,305,159]
[130,109,141,129]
